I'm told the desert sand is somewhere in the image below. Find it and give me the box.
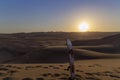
[0,59,120,80]
[0,32,120,80]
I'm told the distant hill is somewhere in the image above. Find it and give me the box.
[0,32,118,40]
[72,33,120,47]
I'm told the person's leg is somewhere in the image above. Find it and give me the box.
[70,65,75,80]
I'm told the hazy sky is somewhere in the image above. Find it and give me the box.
[0,0,120,33]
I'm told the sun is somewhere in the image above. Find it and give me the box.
[79,22,89,32]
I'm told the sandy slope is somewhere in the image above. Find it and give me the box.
[0,32,120,64]
[74,49,120,59]
[1,45,120,64]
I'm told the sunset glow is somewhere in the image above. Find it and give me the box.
[0,0,120,32]
[79,22,89,32]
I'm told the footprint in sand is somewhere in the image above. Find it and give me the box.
[59,77,68,80]
[118,67,120,69]
[22,78,33,80]
[59,65,64,67]
[61,73,69,76]
[88,65,94,67]
[109,74,120,78]
[63,69,68,71]
[0,71,8,76]
[75,74,82,78]
[8,70,18,76]
[113,69,120,73]
[3,77,19,80]
[0,67,9,71]
[42,73,61,77]
[94,64,102,67]
[42,73,52,77]
[85,76,100,80]
[5,65,12,68]
[52,67,60,69]
[51,73,61,77]
[35,65,42,68]
[103,71,113,74]
[49,65,54,67]
[43,66,49,69]
[25,66,34,70]
[85,72,103,76]
[79,65,81,66]
[36,77,44,80]
[76,69,83,72]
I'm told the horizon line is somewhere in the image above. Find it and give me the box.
[0,31,120,34]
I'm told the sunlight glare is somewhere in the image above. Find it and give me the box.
[79,22,89,32]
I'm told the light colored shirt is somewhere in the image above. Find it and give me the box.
[66,39,73,50]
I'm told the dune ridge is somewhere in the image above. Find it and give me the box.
[0,32,120,63]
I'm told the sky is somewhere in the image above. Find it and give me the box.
[0,0,120,33]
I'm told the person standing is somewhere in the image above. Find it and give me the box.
[66,39,75,80]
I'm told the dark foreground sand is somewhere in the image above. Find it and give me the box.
[0,59,120,80]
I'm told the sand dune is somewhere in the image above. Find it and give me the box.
[3,46,119,63]
[0,32,119,64]
[74,49,120,59]
[0,32,120,80]
[72,33,120,47]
